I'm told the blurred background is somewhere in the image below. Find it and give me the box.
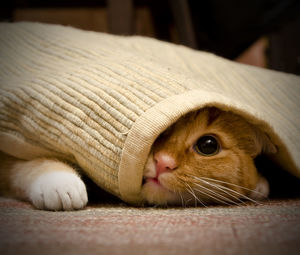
[1,0,300,74]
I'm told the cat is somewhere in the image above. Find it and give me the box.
[0,107,276,210]
[141,107,276,206]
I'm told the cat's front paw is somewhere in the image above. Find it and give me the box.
[28,171,88,211]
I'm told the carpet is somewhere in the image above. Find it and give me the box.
[0,197,299,255]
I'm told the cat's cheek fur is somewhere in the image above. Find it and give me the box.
[249,175,269,200]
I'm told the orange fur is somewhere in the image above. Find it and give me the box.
[142,107,275,206]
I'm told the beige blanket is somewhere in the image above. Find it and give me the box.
[0,22,299,204]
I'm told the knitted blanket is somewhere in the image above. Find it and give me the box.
[0,22,299,205]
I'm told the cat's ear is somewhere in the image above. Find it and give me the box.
[252,128,277,157]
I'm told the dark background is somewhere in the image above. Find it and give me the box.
[1,0,300,74]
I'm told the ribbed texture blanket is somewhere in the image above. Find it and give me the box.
[0,22,299,204]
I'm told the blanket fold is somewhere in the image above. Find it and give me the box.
[0,22,299,204]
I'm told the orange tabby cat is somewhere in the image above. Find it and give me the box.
[0,107,276,210]
[141,107,276,206]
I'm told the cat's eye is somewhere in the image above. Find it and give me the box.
[194,135,220,156]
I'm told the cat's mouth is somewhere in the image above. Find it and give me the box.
[142,176,172,192]
[145,177,161,185]
[143,177,160,186]
[141,175,182,206]
[143,176,174,194]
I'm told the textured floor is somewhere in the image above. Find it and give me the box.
[0,197,300,255]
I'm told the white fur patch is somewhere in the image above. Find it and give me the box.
[250,175,269,200]
[28,171,88,211]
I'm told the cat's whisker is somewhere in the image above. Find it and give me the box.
[193,176,262,205]
[192,187,231,205]
[198,176,265,197]
[180,174,259,205]
[192,182,241,206]
[178,191,186,208]
[186,185,198,207]
[194,182,233,205]
[216,184,262,205]
[211,186,261,205]
[186,198,194,204]
[169,181,187,207]
[177,177,201,207]
[185,183,206,207]
[192,178,247,205]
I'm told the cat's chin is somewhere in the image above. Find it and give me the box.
[141,179,182,206]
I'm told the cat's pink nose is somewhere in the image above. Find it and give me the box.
[154,153,178,177]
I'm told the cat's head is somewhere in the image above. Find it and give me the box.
[141,107,277,206]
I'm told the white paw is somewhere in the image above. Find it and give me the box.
[250,175,269,200]
[28,171,88,211]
